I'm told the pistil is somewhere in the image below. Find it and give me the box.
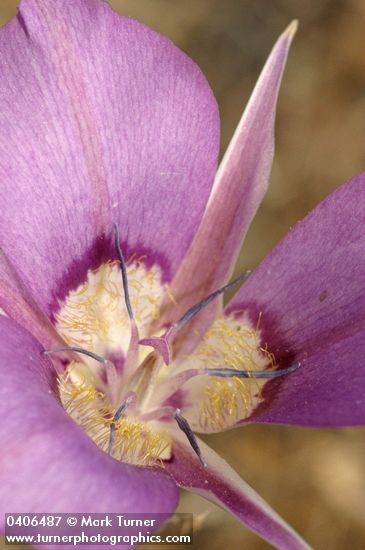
[139,269,251,364]
[48,226,302,468]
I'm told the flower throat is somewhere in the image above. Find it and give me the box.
[44,225,300,467]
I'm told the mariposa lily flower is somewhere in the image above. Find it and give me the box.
[0,1,364,549]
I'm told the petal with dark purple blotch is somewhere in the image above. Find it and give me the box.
[0,0,219,315]
[227,172,365,426]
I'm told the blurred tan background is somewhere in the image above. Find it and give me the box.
[1,1,365,549]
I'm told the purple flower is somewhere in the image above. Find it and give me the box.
[0,1,363,549]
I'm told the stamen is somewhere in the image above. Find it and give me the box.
[114,223,140,379]
[175,270,251,331]
[156,363,300,405]
[108,392,136,455]
[139,270,251,365]
[205,362,301,379]
[43,346,107,364]
[113,223,134,321]
[174,409,206,467]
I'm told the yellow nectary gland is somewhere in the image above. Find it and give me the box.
[58,367,171,466]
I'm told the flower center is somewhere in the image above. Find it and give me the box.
[49,228,299,468]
